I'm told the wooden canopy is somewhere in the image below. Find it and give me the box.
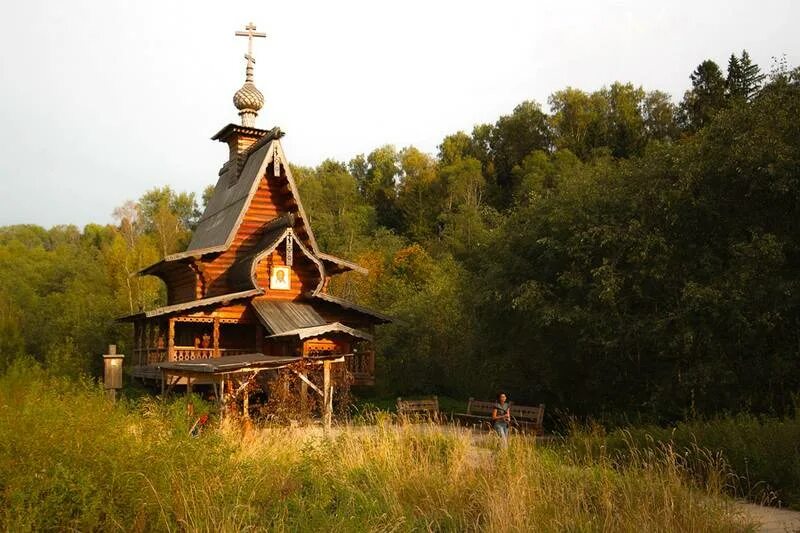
[156,352,342,375]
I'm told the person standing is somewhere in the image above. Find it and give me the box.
[492,392,511,448]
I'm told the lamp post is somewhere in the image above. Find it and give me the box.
[103,344,124,401]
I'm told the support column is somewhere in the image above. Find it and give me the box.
[300,380,308,413]
[133,321,141,366]
[323,361,332,429]
[300,340,308,413]
[368,344,375,376]
[213,317,220,357]
[168,318,175,361]
[144,322,151,364]
[219,377,226,418]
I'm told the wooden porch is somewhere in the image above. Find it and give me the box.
[130,316,376,386]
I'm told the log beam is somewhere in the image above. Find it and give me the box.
[168,318,175,361]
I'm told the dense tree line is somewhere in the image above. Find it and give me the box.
[1,52,797,421]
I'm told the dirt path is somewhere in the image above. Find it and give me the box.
[737,502,800,533]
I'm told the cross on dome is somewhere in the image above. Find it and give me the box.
[235,22,267,83]
[232,22,267,127]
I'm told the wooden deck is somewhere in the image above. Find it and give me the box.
[131,349,376,386]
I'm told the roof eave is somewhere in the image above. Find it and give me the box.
[306,292,393,324]
[116,288,263,322]
[318,253,368,275]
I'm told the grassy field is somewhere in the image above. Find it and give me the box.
[0,365,762,532]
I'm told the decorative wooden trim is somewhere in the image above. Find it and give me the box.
[174,316,214,323]
[244,228,326,295]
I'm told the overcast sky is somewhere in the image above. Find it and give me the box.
[0,0,797,228]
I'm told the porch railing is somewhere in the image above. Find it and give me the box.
[347,350,375,386]
[133,347,252,366]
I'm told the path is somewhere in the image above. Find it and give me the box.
[738,502,800,533]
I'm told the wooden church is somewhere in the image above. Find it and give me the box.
[120,24,388,399]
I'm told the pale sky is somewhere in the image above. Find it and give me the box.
[0,0,797,228]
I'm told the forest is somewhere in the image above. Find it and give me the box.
[1,51,798,423]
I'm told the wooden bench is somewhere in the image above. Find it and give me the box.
[396,396,440,421]
[455,398,545,435]
[511,402,546,435]
[454,398,497,429]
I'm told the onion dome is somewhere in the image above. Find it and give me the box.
[233,82,264,127]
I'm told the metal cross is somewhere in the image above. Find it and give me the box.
[235,22,266,75]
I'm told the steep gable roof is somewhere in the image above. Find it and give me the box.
[141,127,364,278]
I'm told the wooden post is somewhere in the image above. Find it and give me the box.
[144,322,150,364]
[187,377,193,396]
[213,317,220,357]
[138,321,146,365]
[368,347,375,376]
[300,379,308,413]
[168,318,175,361]
[102,344,124,401]
[323,361,332,429]
[133,321,140,366]
[300,340,308,413]
[219,377,226,418]
[242,385,249,419]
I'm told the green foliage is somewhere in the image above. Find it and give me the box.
[350,146,402,229]
[549,84,678,162]
[0,184,195,378]
[489,100,552,202]
[296,160,376,256]
[727,50,766,102]
[679,59,727,132]
[136,186,198,255]
[1,48,797,425]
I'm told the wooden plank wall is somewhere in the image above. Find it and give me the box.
[196,163,322,301]
[166,266,198,304]
[197,164,317,297]
[254,251,320,300]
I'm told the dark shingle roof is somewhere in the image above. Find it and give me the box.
[250,300,327,334]
[266,322,373,341]
[308,292,392,324]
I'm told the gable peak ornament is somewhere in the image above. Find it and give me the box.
[232,22,267,127]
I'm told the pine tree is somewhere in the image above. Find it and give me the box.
[727,50,765,101]
[679,59,727,132]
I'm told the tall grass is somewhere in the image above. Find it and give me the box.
[567,415,800,509]
[0,364,752,531]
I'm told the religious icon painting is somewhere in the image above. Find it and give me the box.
[270,265,291,290]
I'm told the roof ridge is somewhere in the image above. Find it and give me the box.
[235,126,284,177]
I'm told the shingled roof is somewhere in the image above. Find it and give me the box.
[250,300,327,334]
[139,127,366,278]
